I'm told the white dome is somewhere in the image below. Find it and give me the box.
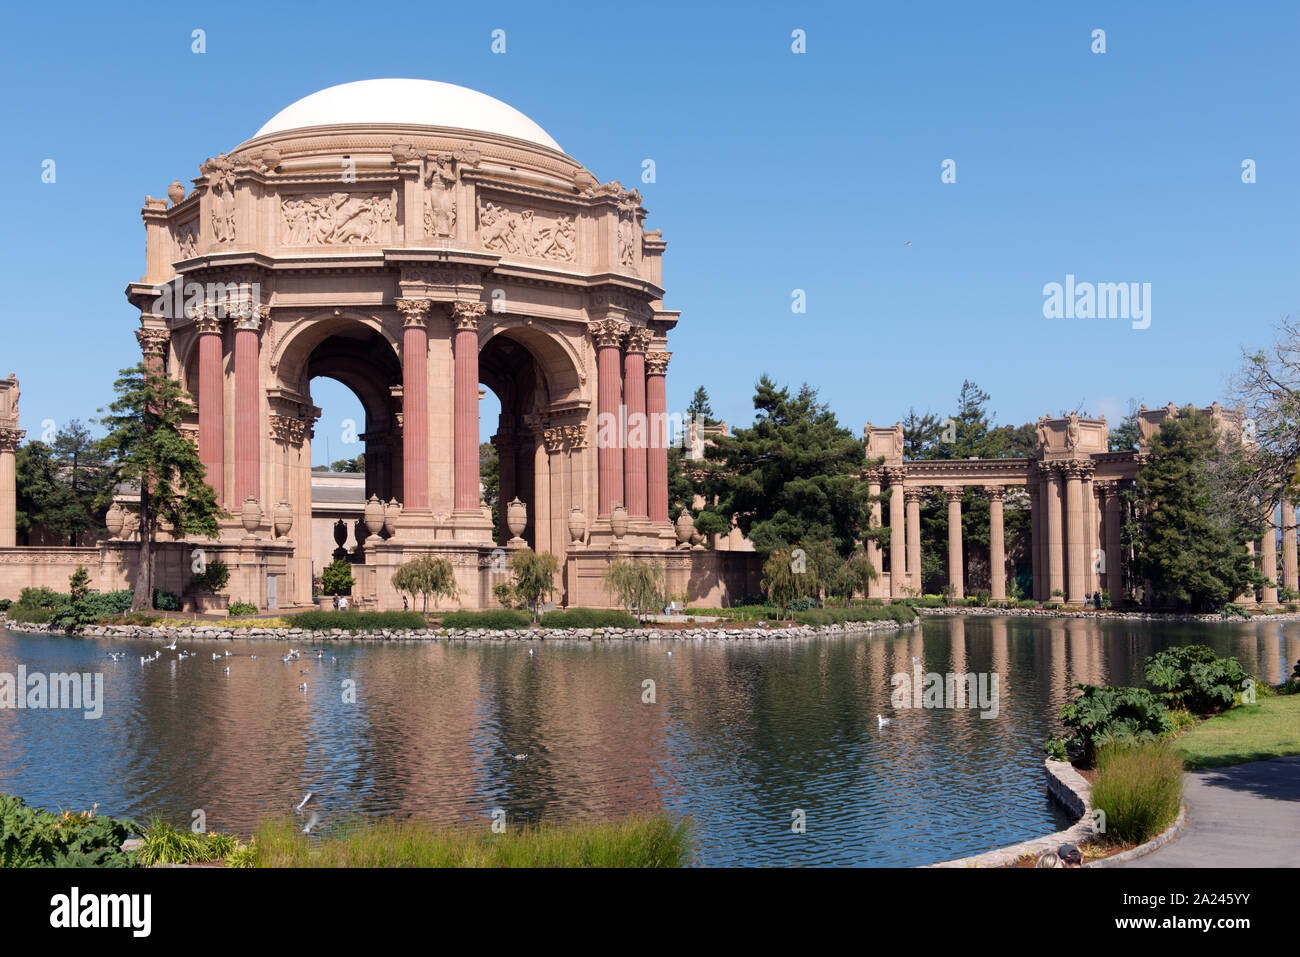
[253,79,562,152]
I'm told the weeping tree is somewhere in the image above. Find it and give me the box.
[391,555,459,612]
[501,549,560,621]
[604,557,665,622]
[98,363,222,612]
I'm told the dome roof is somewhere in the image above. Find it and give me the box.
[252,79,563,152]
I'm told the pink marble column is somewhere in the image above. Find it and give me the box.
[453,302,486,512]
[945,486,965,599]
[865,469,883,598]
[232,312,262,505]
[589,319,627,516]
[196,311,225,505]
[905,487,923,593]
[1261,498,1278,605]
[1283,498,1298,596]
[622,329,651,519]
[987,486,1006,602]
[1044,463,1064,603]
[396,298,432,512]
[886,468,906,598]
[646,351,671,524]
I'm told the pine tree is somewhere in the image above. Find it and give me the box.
[1131,408,1259,609]
[98,364,223,612]
[701,376,885,557]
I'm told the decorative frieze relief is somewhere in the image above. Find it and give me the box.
[281,192,396,246]
[200,153,238,245]
[478,199,576,262]
[175,219,198,259]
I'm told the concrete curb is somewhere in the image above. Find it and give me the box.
[1082,805,1187,868]
[926,760,1094,868]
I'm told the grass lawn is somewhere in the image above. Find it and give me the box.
[1176,694,1300,771]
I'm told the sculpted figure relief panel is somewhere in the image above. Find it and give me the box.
[477,199,576,262]
[281,192,396,246]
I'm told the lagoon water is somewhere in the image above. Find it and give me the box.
[1,616,1296,866]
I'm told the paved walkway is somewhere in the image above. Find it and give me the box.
[1121,756,1300,867]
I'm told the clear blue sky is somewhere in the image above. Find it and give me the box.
[2,0,1295,465]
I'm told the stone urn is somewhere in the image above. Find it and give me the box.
[332,518,348,558]
[272,501,294,539]
[384,498,402,537]
[480,499,493,523]
[568,505,587,545]
[506,497,527,543]
[610,504,629,541]
[240,497,262,537]
[690,531,705,548]
[674,508,694,547]
[167,179,185,205]
[105,502,124,540]
[363,494,386,537]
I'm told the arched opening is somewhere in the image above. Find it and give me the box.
[479,331,551,548]
[282,320,403,581]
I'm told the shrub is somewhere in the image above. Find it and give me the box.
[1043,737,1069,762]
[292,610,426,633]
[1091,740,1183,844]
[0,599,9,611]
[540,608,638,629]
[0,794,139,867]
[793,605,916,627]
[970,589,991,607]
[320,559,355,596]
[228,601,258,616]
[1218,602,1250,620]
[438,609,532,630]
[1144,645,1251,715]
[191,558,230,593]
[1057,684,1174,763]
[152,590,180,612]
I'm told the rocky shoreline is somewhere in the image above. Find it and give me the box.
[917,606,1300,623]
[1,616,920,643]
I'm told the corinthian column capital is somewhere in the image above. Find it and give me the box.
[624,327,653,354]
[451,300,487,331]
[136,326,171,358]
[645,351,671,376]
[588,318,629,349]
[396,297,432,328]
[0,428,25,453]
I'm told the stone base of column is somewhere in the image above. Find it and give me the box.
[447,509,496,544]
[392,508,441,544]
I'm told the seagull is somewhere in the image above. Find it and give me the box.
[513,754,527,761]
[212,653,220,661]
[223,667,230,675]
[165,639,177,650]
[528,648,533,656]
[903,241,913,246]
[878,714,891,727]
[294,791,315,813]
[298,683,307,691]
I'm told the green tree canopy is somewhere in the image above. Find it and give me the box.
[1129,407,1259,610]
[699,376,883,556]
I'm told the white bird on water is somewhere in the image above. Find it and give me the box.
[513,754,527,761]
[877,714,891,727]
[295,791,315,813]
[165,639,178,650]
[223,667,230,675]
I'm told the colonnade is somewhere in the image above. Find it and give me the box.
[188,299,672,549]
[868,464,1300,606]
